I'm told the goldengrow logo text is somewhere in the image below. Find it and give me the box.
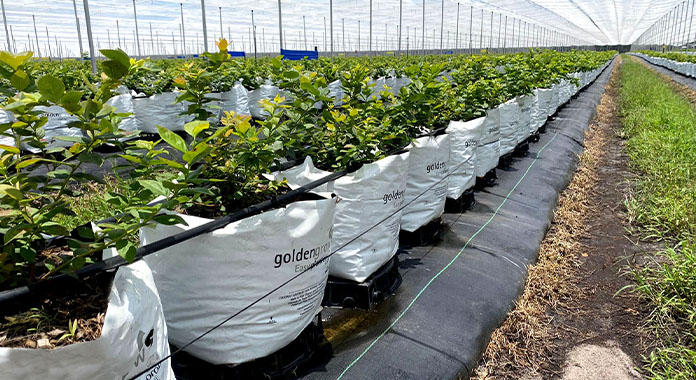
[383,189,405,204]
[274,243,330,269]
[426,161,448,174]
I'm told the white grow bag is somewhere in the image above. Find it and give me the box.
[368,76,386,99]
[328,80,345,106]
[106,93,140,139]
[475,108,501,177]
[0,261,174,380]
[498,99,519,156]
[142,197,336,365]
[248,83,280,119]
[446,118,485,199]
[132,92,193,133]
[271,153,410,282]
[401,134,450,232]
[218,83,251,117]
[516,94,535,143]
[35,105,83,149]
[534,88,553,130]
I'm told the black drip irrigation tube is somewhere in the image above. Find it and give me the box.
[0,168,347,310]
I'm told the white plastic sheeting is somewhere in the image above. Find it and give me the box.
[0,261,174,380]
[270,153,410,282]
[141,198,336,365]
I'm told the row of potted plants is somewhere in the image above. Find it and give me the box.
[0,44,614,378]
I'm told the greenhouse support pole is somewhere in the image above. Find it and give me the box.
[252,10,258,59]
[323,17,327,51]
[10,24,15,52]
[439,0,444,53]
[81,0,96,73]
[422,0,425,52]
[330,0,333,53]
[45,27,52,60]
[303,15,307,50]
[497,13,501,50]
[32,15,41,57]
[503,15,507,53]
[149,23,154,56]
[107,29,111,48]
[469,6,472,55]
[132,0,141,57]
[398,0,402,54]
[219,7,223,40]
[510,17,515,51]
[358,20,361,51]
[117,20,121,48]
[369,0,372,53]
[156,31,160,55]
[688,0,694,48]
[479,9,483,50]
[200,0,208,52]
[489,11,493,50]
[677,1,685,48]
[70,0,84,58]
[180,3,186,57]
[455,3,460,50]
[519,19,523,47]
[172,32,176,56]
[668,8,676,49]
[342,18,345,51]
[0,0,10,53]
[683,0,690,47]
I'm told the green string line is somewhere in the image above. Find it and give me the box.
[336,133,559,380]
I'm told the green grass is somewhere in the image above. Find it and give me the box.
[619,56,696,379]
[55,176,137,231]
[619,58,696,242]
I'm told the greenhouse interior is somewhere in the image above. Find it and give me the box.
[1,0,695,379]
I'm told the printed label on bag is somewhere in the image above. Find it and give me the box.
[279,278,326,316]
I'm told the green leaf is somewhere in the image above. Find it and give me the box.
[184,120,209,138]
[157,125,187,153]
[0,51,33,71]
[16,158,41,169]
[76,152,104,166]
[37,74,65,103]
[0,184,23,200]
[0,144,19,154]
[153,214,187,226]
[60,90,83,113]
[100,49,130,68]
[102,61,129,80]
[115,239,137,262]
[138,179,168,197]
[10,69,30,91]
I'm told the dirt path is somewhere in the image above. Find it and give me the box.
[474,57,656,379]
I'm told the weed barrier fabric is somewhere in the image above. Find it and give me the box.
[299,58,615,380]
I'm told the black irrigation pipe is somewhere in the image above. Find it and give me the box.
[0,169,347,308]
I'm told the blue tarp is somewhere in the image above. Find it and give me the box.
[280,49,318,60]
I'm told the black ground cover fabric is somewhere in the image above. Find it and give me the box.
[301,58,616,380]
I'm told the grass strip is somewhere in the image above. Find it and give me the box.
[620,56,696,379]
